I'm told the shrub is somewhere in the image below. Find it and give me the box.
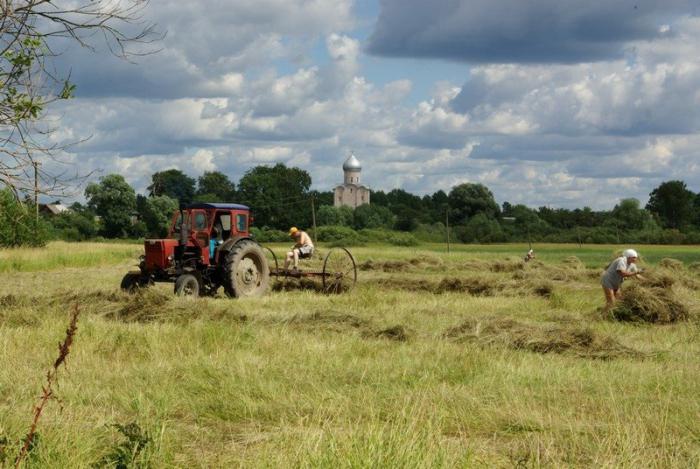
[250,227,288,242]
[0,190,49,247]
[312,225,363,246]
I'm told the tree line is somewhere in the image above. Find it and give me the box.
[2,163,700,246]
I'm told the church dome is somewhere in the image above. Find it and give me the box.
[343,153,362,171]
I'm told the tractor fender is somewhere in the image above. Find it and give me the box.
[216,236,259,260]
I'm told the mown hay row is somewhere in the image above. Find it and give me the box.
[444,317,642,360]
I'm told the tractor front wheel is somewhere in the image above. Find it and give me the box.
[175,274,200,297]
[224,240,270,298]
[121,272,151,294]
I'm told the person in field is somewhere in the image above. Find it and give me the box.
[524,248,535,262]
[284,226,314,272]
[601,248,641,311]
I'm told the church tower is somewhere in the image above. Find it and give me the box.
[334,152,370,208]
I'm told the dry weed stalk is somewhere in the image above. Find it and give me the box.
[14,304,80,468]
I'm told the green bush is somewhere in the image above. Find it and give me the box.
[250,227,288,242]
[412,223,448,243]
[0,190,49,247]
[358,229,420,246]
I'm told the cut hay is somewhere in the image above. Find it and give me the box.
[444,317,641,360]
[281,311,371,333]
[611,283,688,323]
[659,258,684,270]
[359,256,443,272]
[532,282,554,298]
[489,259,525,273]
[435,277,495,296]
[372,325,411,342]
[363,260,411,272]
[109,289,172,322]
[562,256,586,270]
[272,278,325,292]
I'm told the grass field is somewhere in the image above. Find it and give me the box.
[1,241,699,467]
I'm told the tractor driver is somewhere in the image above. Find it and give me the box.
[284,226,314,272]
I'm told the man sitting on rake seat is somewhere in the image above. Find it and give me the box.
[284,226,314,272]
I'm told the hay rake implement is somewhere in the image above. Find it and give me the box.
[264,246,358,294]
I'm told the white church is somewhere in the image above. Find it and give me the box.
[333,153,371,209]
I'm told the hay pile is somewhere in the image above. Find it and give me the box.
[612,283,688,323]
[278,311,412,341]
[444,317,641,359]
[435,277,496,296]
[359,255,443,272]
[562,256,586,270]
[372,325,412,341]
[659,258,684,270]
[282,311,371,332]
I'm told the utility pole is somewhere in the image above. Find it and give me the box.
[445,207,451,254]
[33,160,40,224]
[311,196,317,246]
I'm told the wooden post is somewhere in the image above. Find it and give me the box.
[33,160,40,224]
[445,207,451,254]
[311,196,317,245]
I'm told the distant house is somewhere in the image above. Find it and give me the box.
[39,203,70,216]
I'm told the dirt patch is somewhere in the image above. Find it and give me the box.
[444,317,641,360]
[611,283,689,323]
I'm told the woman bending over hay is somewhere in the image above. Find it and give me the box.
[601,249,642,312]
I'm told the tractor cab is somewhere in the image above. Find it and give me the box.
[168,203,251,265]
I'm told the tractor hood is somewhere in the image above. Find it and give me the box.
[144,238,179,270]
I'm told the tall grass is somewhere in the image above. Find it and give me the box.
[0,241,141,273]
[1,243,699,466]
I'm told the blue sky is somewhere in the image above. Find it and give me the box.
[46,0,700,209]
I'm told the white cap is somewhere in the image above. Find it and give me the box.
[623,249,638,259]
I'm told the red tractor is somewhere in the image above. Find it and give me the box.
[120,203,269,297]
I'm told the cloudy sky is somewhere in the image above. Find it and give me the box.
[47,0,700,209]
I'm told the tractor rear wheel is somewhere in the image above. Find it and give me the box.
[224,240,269,298]
[175,274,200,297]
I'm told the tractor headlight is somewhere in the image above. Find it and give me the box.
[167,255,174,262]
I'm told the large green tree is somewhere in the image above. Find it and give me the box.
[136,194,178,238]
[646,180,696,229]
[196,171,236,202]
[448,183,500,224]
[353,204,395,230]
[237,163,312,230]
[148,169,196,203]
[610,198,657,231]
[85,174,136,238]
